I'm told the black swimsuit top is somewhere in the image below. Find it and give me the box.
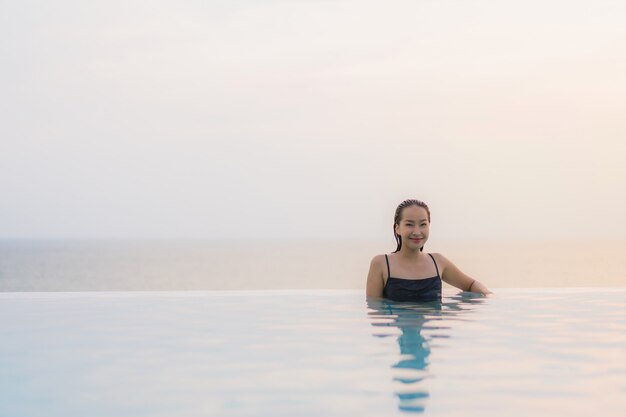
[382,253,442,302]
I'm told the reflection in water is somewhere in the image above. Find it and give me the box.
[367,293,485,413]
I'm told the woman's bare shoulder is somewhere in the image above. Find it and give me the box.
[367,254,388,297]
[370,254,387,267]
[428,252,452,268]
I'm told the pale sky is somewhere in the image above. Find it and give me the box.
[1,0,625,239]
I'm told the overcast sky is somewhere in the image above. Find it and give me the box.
[1,0,624,239]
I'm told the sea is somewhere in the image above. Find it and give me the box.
[1,238,625,291]
[1,239,625,417]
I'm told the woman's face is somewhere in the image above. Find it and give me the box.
[395,205,430,251]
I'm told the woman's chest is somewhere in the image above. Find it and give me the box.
[388,255,438,279]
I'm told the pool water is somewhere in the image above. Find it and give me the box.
[1,289,624,416]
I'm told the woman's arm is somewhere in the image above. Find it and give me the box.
[366,255,385,298]
[433,253,492,296]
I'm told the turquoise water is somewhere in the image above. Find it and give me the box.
[0,289,625,416]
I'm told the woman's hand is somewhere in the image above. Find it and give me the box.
[471,280,492,296]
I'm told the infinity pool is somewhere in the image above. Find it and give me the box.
[1,289,624,416]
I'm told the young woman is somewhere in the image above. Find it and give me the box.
[366,199,492,301]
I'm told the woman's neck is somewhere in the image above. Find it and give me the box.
[397,247,424,261]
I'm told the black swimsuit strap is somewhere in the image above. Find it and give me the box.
[428,253,440,277]
[384,254,391,279]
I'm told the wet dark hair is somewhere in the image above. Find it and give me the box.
[393,199,431,253]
